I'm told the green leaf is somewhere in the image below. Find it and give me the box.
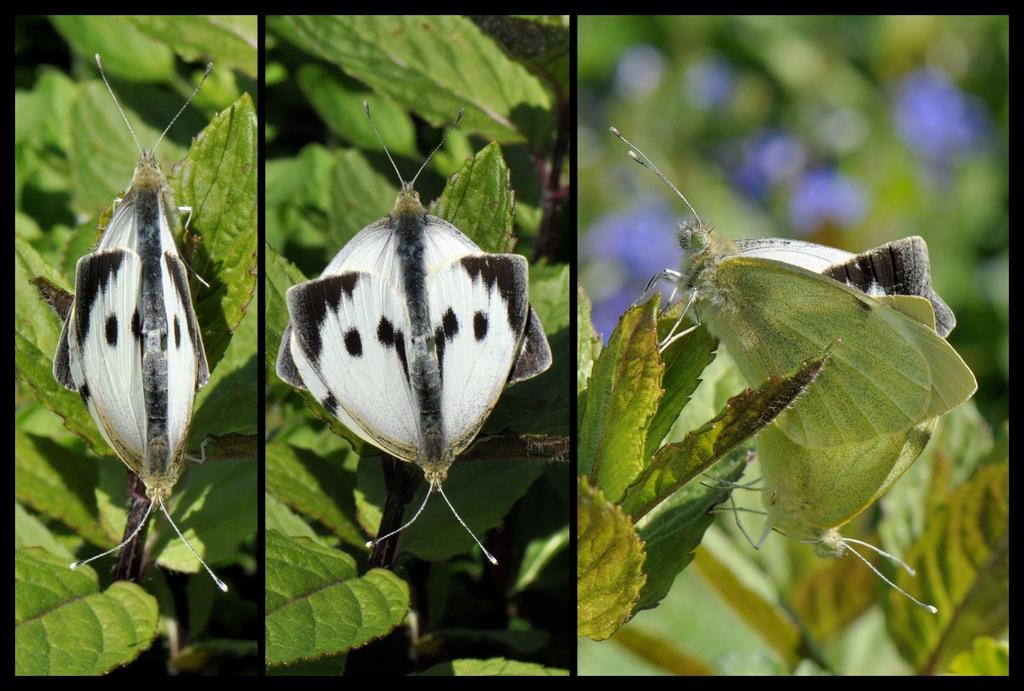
[15,501,73,560]
[264,241,307,371]
[644,316,718,461]
[429,141,515,253]
[884,461,1009,674]
[153,458,257,574]
[946,637,1009,676]
[49,15,175,82]
[577,476,646,641]
[620,350,828,519]
[266,442,365,549]
[692,547,806,670]
[511,526,570,594]
[634,452,746,611]
[192,297,259,442]
[265,493,325,543]
[265,531,409,666]
[14,428,107,547]
[578,300,664,502]
[359,458,546,562]
[576,282,601,395]
[128,16,259,78]
[469,16,570,98]
[270,15,551,144]
[15,548,159,675]
[172,92,258,372]
[295,63,416,155]
[417,657,569,676]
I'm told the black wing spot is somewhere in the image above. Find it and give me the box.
[344,328,362,357]
[378,316,395,346]
[394,330,409,383]
[104,314,118,347]
[473,311,488,341]
[80,383,91,405]
[131,309,142,341]
[435,325,446,383]
[173,316,181,348]
[442,308,459,340]
[323,393,338,417]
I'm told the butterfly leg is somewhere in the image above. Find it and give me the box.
[633,269,684,309]
[657,291,698,352]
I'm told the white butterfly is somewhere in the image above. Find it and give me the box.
[52,55,224,590]
[277,103,552,563]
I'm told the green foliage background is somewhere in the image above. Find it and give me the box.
[14,16,258,676]
[577,16,1008,676]
[264,15,571,676]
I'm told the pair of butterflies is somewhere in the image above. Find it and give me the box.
[612,128,976,613]
[50,56,548,586]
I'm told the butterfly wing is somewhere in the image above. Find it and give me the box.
[758,417,938,537]
[705,256,975,448]
[285,270,419,461]
[67,248,147,467]
[162,253,208,461]
[427,253,531,455]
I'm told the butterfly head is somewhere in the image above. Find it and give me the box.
[131,149,166,192]
[393,182,425,219]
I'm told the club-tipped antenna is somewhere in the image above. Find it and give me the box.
[95,54,143,157]
[437,482,497,565]
[837,537,937,614]
[410,109,464,187]
[96,54,212,156]
[362,101,466,190]
[153,61,213,153]
[610,126,702,227]
[158,500,227,592]
[363,100,406,186]
[70,498,155,571]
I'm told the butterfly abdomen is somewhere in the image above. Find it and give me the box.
[396,210,448,471]
[136,186,174,482]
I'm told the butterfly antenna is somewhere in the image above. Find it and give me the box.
[363,100,407,186]
[436,481,498,565]
[95,54,143,157]
[610,125,702,227]
[158,499,227,592]
[70,498,155,570]
[153,61,213,153]
[366,482,434,549]
[840,536,918,576]
[839,538,937,614]
[410,108,464,188]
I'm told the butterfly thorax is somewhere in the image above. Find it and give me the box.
[680,225,739,318]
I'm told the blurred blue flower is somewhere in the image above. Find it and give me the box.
[614,45,667,102]
[788,167,867,235]
[893,68,990,171]
[684,54,736,110]
[583,199,683,340]
[730,129,807,201]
